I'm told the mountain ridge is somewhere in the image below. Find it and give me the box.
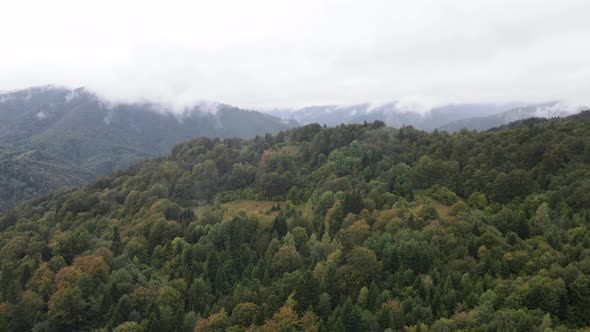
[268,100,583,132]
[0,86,292,210]
[0,85,585,211]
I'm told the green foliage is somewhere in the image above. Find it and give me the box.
[0,88,291,211]
[467,192,488,210]
[0,112,590,330]
[427,185,459,206]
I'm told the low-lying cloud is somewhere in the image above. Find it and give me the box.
[1,0,589,111]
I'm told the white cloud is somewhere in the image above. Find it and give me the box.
[1,0,589,110]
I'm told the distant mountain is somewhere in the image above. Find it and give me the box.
[269,102,523,131]
[1,86,584,210]
[437,102,580,132]
[0,86,292,210]
[269,101,589,132]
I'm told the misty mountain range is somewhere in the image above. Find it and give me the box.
[0,85,584,210]
[269,101,581,132]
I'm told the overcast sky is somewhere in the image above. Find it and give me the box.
[1,0,589,110]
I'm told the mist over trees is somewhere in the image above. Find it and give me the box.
[0,87,291,211]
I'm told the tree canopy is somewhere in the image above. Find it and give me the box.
[1,112,590,330]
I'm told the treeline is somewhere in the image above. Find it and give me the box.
[0,112,589,331]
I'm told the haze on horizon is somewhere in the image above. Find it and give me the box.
[1,0,589,111]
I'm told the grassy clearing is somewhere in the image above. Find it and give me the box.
[193,199,309,225]
[193,200,282,223]
[414,189,457,221]
[430,199,453,220]
[222,200,280,219]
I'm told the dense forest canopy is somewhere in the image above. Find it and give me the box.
[1,111,590,331]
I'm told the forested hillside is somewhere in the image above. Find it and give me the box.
[0,145,96,210]
[1,112,590,331]
[0,86,292,210]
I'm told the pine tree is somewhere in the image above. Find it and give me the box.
[112,225,122,256]
[294,271,319,313]
[340,298,362,331]
[272,212,288,239]
[343,189,363,215]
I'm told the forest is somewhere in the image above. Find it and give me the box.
[0,111,589,331]
[0,87,291,211]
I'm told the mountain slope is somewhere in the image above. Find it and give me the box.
[269,101,584,132]
[0,86,292,210]
[269,102,522,131]
[438,102,578,132]
[0,111,589,330]
[0,145,96,207]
